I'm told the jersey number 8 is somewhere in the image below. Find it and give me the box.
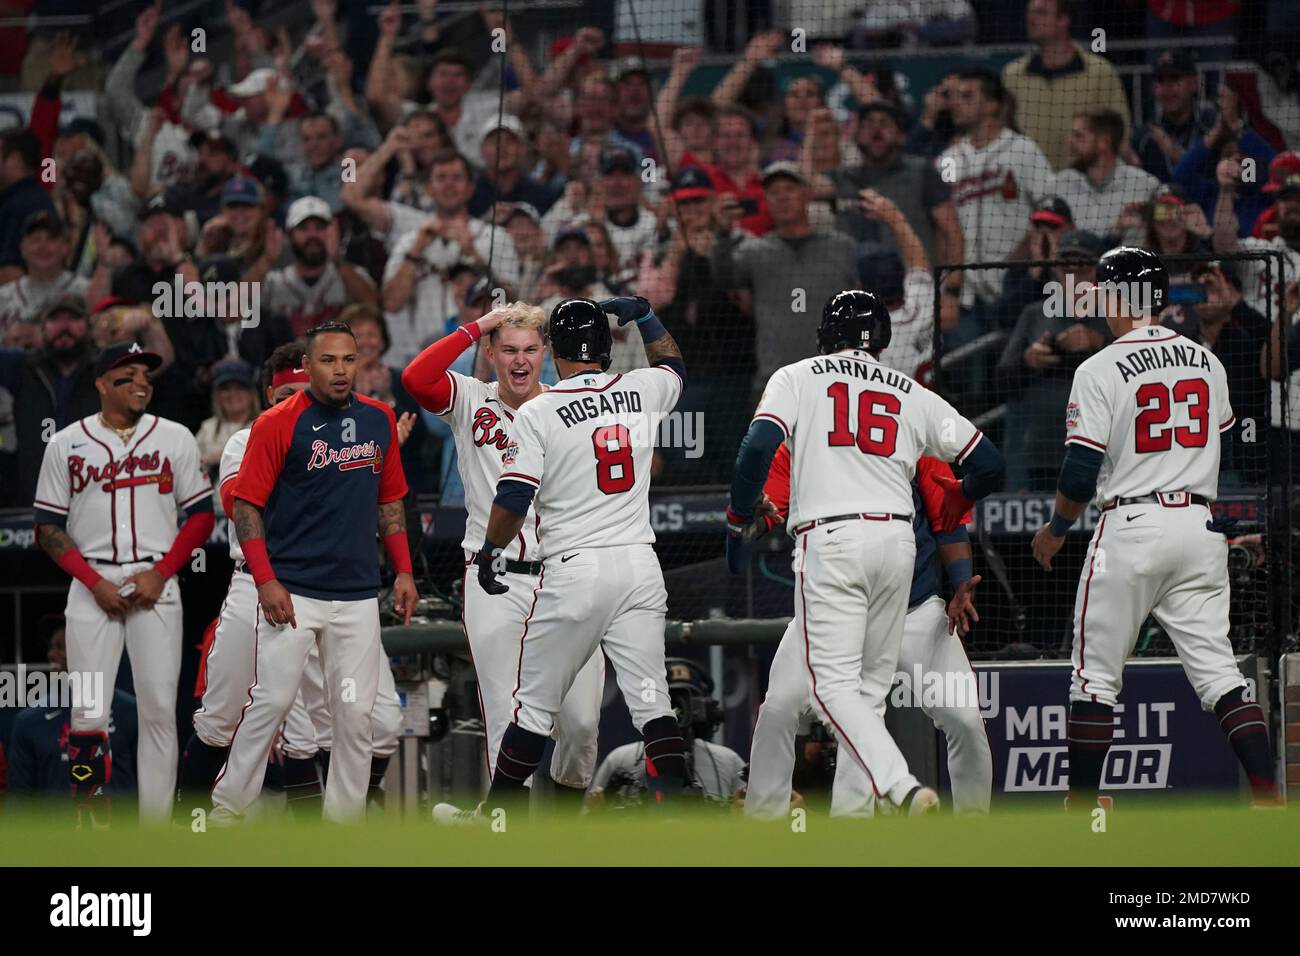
[826,383,900,456]
[592,424,635,494]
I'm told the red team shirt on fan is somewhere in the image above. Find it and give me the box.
[233,389,407,601]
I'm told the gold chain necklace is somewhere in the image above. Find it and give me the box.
[98,413,138,444]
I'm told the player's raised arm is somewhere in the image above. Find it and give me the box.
[598,296,687,389]
[401,309,505,413]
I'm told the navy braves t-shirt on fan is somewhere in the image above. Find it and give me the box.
[233,389,407,601]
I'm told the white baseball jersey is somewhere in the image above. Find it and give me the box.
[939,128,1055,305]
[1233,235,1299,320]
[433,371,542,560]
[500,365,684,559]
[218,427,250,561]
[1064,325,1233,502]
[753,349,982,529]
[34,414,212,561]
[0,272,88,328]
[877,269,936,380]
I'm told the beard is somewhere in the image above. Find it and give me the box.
[1070,152,1096,173]
[47,335,86,363]
[293,238,327,268]
[1280,218,1300,245]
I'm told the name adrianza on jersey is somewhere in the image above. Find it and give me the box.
[555,390,644,427]
[1115,343,1210,383]
[809,357,914,392]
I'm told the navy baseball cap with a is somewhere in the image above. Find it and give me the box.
[599,146,638,175]
[95,341,163,378]
[221,175,262,208]
[671,166,713,201]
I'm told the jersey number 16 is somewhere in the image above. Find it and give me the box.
[826,383,900,456]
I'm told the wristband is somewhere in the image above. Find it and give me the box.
[384,532,413,575]
[1048,512,1074,537]
[635,309,668,343]
[55,549,104,592]
[241,537,277,587]
[945,556,973,589]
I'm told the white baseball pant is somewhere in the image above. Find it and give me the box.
[461,557,604,790]
[65,560,183,825]
[192,569,257,749]
[281,642,403,759]
[775,520,920,810]
[746,593,992,819]
[509,544,671,741]
[1070,502,1246,710]
[211,595,381,824]
[831,596,992,815]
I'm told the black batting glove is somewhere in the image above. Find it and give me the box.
[599,295,653,326]
[476,545,509,595]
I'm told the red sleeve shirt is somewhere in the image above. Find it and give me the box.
[915,456,973,533]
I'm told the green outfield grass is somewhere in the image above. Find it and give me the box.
[2,801,1297,866]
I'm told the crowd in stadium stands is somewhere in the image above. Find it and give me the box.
[0,0,1295,507]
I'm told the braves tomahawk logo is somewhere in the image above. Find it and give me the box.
[69,452,174,495]
[307,439,383,473]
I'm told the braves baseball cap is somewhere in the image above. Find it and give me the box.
[856,243,906,302]
[1264,152,1300,193]
[599,146,638,175]
[221,175,262,208]
[285,196,332,230]
[1058,229,1104,262]
[480,113,526,144]
[189,129,237,156]
[1278,173,1300,199]
[227,67,277,98]
[857,100,905,127]
[760,161,808,187]
[95,341,162,378]
[140,188,185,220]
[212,358,255,389]
[504,202,541,226]
[39,292,87,323]
[553,224,592,249]
[21,209,66,239]
[1153,50,1197,80]
[465,275,495,308]
[671,166,713,202]
[1030,196,1073,228]
[198,255,242,285]
[248,154,289,200]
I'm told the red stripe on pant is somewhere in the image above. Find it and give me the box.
[509,566,546,725]
[460,559,493,783]
[1075,513,1108,700]
[798,535,882,800]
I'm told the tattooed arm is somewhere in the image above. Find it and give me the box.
[233,498,298,628]
[377,498,406,537]
[644,329,683,369]
[379,497,418,624]
[38,524,131,618]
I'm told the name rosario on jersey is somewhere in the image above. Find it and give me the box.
[306,439,383,472]
[809,358,914,392]
[1115,343,1211,383]
[555,389,644,428]
[68,451,174,495]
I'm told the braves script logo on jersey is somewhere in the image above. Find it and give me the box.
[68,452,175,495]
[471,407,512,451]
[307,439,383,473]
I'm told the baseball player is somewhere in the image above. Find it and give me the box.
[725,291,1004,815]
[402,303,604,810]
[179,343,405,815]
[34,341,215,825]
[1031,246,1279,809]
[465,295,687,819]
[738,448,993,818]
[211,322,417,824]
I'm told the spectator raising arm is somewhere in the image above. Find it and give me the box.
[366,0,406,131]
[861,189,927,274]
[811,44,879,111]
[654,46,702,169]
[529,26,604,117]
[1212,157,1243,253]
[712,31,783,106]
[340,124,412,236]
